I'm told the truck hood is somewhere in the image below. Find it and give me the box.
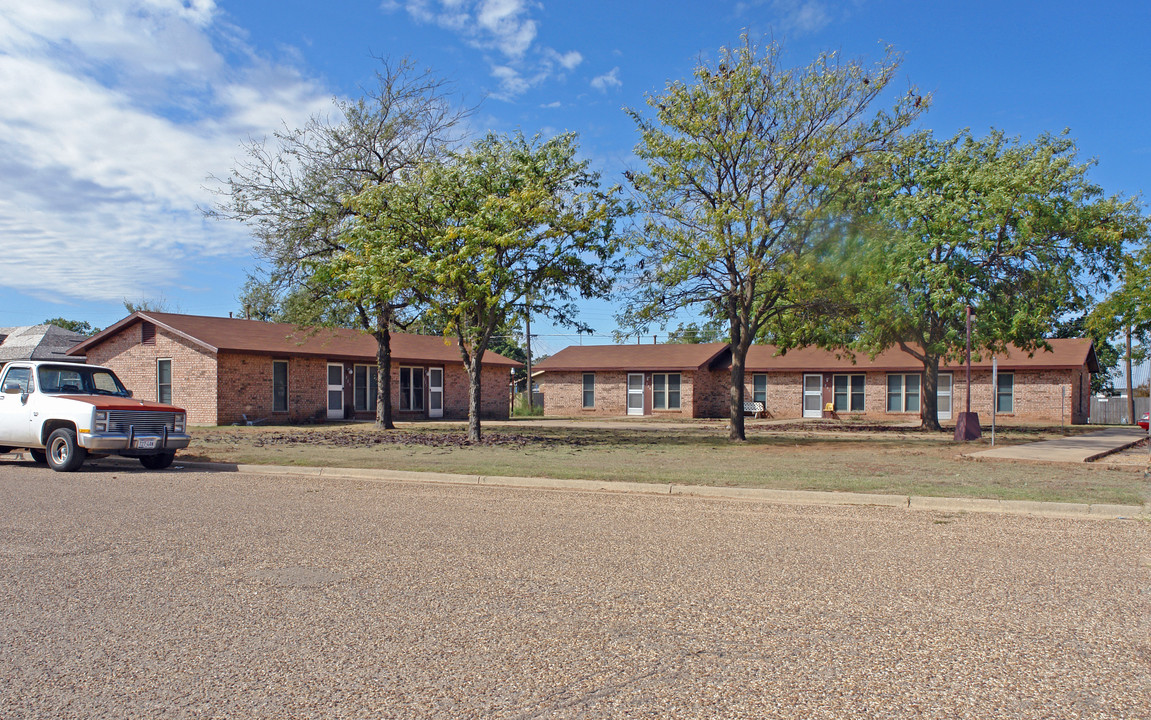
[58,396,186,413]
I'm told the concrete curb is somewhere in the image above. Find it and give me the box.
[167,460,1148,521]
[1084,437,1147,463]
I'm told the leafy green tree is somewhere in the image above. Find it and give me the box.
[623,36,926,440]
[853,129,1144,430]
[42,318,99,335]
[1053,314,1120,395]
[210,59,468,428]
[348,132,625,441]
[123,297,174,314]
[666,320,727,344]
[1086,238,1151,418]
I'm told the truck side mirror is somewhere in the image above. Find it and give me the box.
[2,380,22,394]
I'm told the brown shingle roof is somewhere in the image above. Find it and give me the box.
[534,343,730,372]
[69,312,522,367]
[740,339,1098,373]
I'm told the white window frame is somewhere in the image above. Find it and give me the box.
[886,373,920,413]
[156,358,172,405]
[399,366,424,412]
[833,374,865,412]
[272,360,289,413]
[996,372,1014,414]
[353,364,377,413]
[582,373,595,409]
[752,374,767,405]
[653,373,681,410]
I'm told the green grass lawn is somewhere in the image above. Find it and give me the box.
[179,421,1151,506]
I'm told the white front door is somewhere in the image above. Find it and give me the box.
[937,373,953,421]
[428,368,444,418]
[803,374,823,418]
[627,373,644,415]
[327,363,344,420]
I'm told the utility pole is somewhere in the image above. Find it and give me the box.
[1126,326,1134,424]
[524,298,533,411]
[954,304,982,441]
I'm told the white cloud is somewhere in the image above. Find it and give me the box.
[383,1,583,100]
[544,48,583,71]
[735,0,835,35]
[0,0,333,303]
[590,67,621,92]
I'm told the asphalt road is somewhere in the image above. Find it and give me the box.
[1,457,1148,719]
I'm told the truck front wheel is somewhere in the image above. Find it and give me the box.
[46,428,86,472]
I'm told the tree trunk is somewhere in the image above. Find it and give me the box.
[728,336,750,442]
[921,355,942,431]
[467,357,483,443]
[1126,326,1134,425]
[374,324,395,430]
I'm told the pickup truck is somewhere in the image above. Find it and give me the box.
[0,360,190,472]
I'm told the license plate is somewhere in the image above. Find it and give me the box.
[136,438,157,449]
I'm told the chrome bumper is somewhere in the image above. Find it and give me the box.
[80,429,191,453]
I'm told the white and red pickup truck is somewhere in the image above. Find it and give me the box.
[0,360,190,472]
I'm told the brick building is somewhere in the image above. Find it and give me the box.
[69,312,520,426]
[534,339,1098,425]
[530,343,729,418]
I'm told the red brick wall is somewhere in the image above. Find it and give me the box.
[727,368,1086,424]
[84,320,514,425]
[215,353,327,425]
[83,323,219,425]
[540,370,706,417]
[345,362,511,421]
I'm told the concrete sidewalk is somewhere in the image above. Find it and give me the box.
[969,426,1147,463]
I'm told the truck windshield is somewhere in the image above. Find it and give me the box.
[37,366,130,396]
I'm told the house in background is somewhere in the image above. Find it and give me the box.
[534,338,1098,425]
[0,324,88,365]
[68,312,520,426]
[531,343,730,418]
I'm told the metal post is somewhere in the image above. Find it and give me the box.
[954,305,981,441]
[524,300,533,411]
[991,356,997,446]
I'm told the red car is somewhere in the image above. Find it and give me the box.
[1140,413,1149,431]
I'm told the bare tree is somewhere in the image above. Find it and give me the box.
[208,58,472,428]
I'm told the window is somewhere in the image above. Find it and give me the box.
[399,367,424,411]
[272,360,288,413]
[157,359,172,404]
[354,365,377,413]
[886,374,920,413]
[582,373,595,408]
[833,374,865,412]
[996,372,1014,413]
[141,322,155,345]
[653,373,681,410]
[752,374,767,404]
[2,366,32,393]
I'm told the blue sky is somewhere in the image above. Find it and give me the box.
[1,0,1148,357]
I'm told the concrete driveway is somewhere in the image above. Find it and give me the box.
[1,461,1148,718]
[970,427,1147,463]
